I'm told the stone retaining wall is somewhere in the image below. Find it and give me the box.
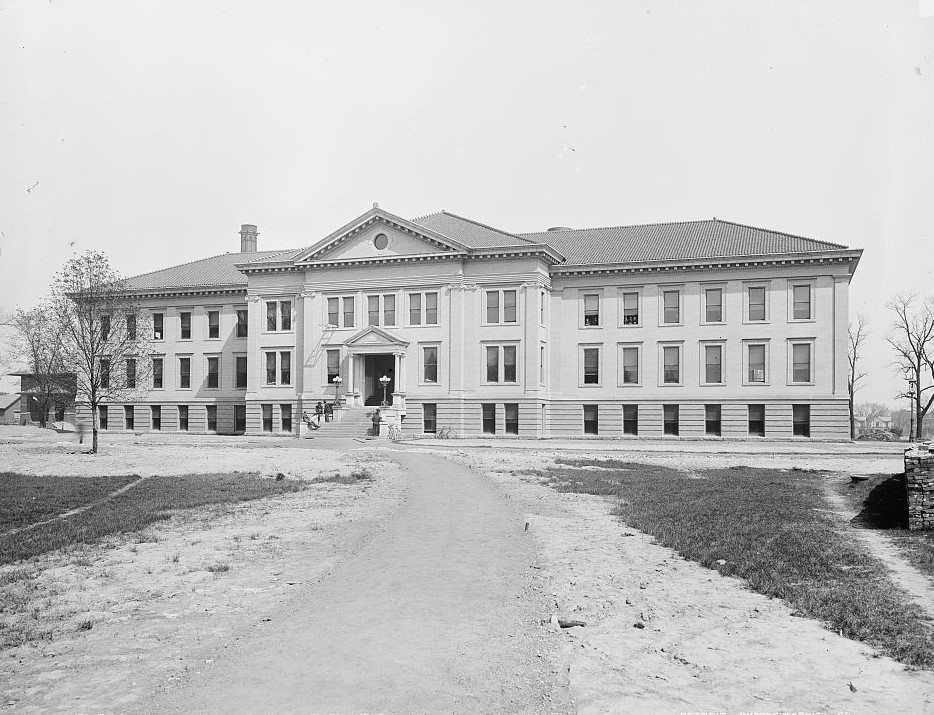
[905,447,934,530]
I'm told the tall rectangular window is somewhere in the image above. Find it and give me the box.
[281,404,292,433]
[262,404,273,433]
[623,404,638,435]
[705,404,721,436]
[486,346,499,382]
[180,312,191,339]
[280,301,292,331]
[793,285,811,320]
[502,290,516,323]
[126,315,137,340]
[179,357,191,389]
[236,309,248,337]
[482,404,496,434]
[327,350,340,383]
[236,356,247,388]
[540,344,546,384]
[705,288,723,322]
[207,356,219,388]
[266,352,277,385]
[486,291,499,323]
[583,347,600,384]
[409,293,422,325]
[234,405,246,433]
[208,310,219,339]
[151,406,161,431]
[622,292,639,325]
[327,297,339,327]
[280,351,291,385]
[342,297,354,328]
[152,357,164,389]
[705,345,722,384]
[792,343,812,383]
[748,344,766,383]
[583,405,599,435]
[583,294,600,326]
[206,405,217,432]
[622,347,639,384]
[793,404,811,437]
[99,406,108,430]
[748,287,766,321]
[100,359,110,389]
[540,290,546,324]
[663,291,680,324]
[503,346,517,382]
[266,302,277,331]
[504,403,519,435]
[124,406,134,431]
[126,358,136,389]
[663,404,679,435]
[748,404,765,436]
[425,292,438,325]
[383,295,396,326]
[153,312,164,340]
[368,295,380,326]
[178,405,188,432]
[423,346,438,383]
[100,315,111,342]
[423,404,437,434]
[663,346,680,384]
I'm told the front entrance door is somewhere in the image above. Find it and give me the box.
[364,354,395,406]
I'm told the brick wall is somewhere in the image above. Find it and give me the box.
[905,447,934,530]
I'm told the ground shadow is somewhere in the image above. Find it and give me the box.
[852,473,908,530]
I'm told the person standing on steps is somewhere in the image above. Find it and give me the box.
[324,402,333,423]
[372,408,381,437]
[315,401,324,426]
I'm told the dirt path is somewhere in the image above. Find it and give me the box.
[146,449,570,714]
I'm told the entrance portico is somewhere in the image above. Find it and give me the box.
[342,327,409,409]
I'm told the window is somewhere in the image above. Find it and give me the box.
[179,357,191,389]
[280,351,291,385]
[327,297,339,326]
[705,288,723,323]
[583,405,599,435]
[748,344,767,383]
[180,312,191,340]
[236,309,248,337]
[100,359,110,389]
[705,404,721,436]
[748,404,765,436]
[235,356,247,389]
[663,346,680,384]
[151,406,162,431]
[234,405,246,433]
[621,346,639,385]
[124,406,134,431]
[623,405,638,435]
[178,405,188,432]
[505,404,519,435]
[262,404,273,433]
[99,406,108,430]
[368,295,380,326]
[327,296,355,328]
[266,352,276,385]
[326,350,340,384]
[622,291,640,326]
[793,404,811,437]
[792,343,812,383]
[484,345,518,383]
[663,404,679,436]
[266,301,293,331]
[409,292,438,325]
[267,301,276,331]
[342,297,355,328]
[126,315,137,340]
[426,292,438,324]
[280,301,291,331]
[540,344,546,384]
[207,356,219,388]
[126,358,136,389]
[383,294,396,326]
[792,285,812,320]
[482,403,496,434]
[281,404,292,433]
[583,294,600,326]
[152,357,164,389]
[486,289,518,324]
[423,403,437,434]
[101,315,111,342]
[663,290,680,324]
[207,405,217,432]
[153,312,164,340]
[208,310,220,339]
[583,347,600,384]
[423,346,438,383]
[748,287,766,321]
[704,345,722,384]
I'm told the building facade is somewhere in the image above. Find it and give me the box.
[99,206,862,439]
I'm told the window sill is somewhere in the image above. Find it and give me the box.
[788,381,816,387]
[659,322,684,328]
[743,319,770,326]
[619,323,643,328]
[788,318,816,324]
[480,322,520,328]
[742,381,771,387]
[659,383,684,388]
[700,321,726,327]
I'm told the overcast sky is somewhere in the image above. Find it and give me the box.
[1,0,932,405]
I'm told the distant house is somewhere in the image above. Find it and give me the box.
[11,372,77,426]
[0,393,19,425]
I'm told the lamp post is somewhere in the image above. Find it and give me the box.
[332,375,343,406]
[379,375,391,406]
[909,378,917,443]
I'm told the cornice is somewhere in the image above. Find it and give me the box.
[125,286,248,300]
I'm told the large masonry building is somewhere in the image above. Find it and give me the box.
[107,205,862,439]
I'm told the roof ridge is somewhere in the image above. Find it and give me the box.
[410,210,443,223]
[125,248,297,282]
[709,218,846,249]
[431,210,537,244]
[519,218,714,236]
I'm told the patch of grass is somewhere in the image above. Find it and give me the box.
[0,473,138,531]
[205,562,230,574]
[543,461,934,669]
[315,468,373,484]
[0,473,303,565]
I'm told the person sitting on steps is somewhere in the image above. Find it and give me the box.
[324,402,333,422]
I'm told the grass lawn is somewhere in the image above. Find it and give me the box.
[0,473,303,565]
[544,457,934,669]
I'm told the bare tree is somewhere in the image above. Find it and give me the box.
[51,251,151,453]
[7,303,74,428]
[887,293,934,441]
[847,314,869,439]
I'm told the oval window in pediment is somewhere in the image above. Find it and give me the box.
[373,233,389,250]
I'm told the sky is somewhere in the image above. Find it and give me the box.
[1,0,932,405]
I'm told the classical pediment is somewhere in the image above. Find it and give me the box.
[294,207,469,264]
[344,326,410,352]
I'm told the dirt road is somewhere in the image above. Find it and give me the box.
[147,448,570,714]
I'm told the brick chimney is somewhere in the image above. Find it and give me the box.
[239,224,258,253]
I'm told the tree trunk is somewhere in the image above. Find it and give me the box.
[92,426,98,454]
[848,390,855,440]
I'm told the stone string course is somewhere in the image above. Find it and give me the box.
[905,447,934,531]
